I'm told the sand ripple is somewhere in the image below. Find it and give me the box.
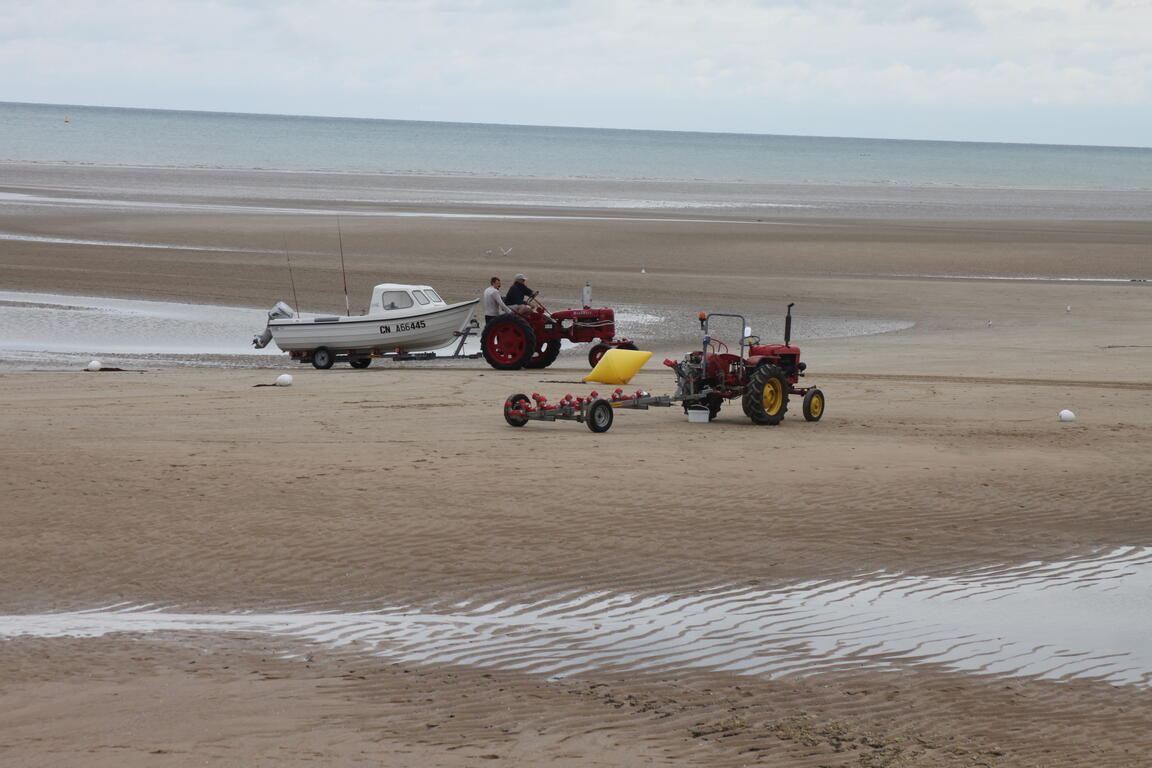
[4,546,1149,688]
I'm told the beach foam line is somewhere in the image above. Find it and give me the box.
[4,547,1150,687]
[0,191,825,224]
[0,232,287,253]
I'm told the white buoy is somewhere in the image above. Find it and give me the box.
[86,360,102,371]
[1066,305,1072,313]
[1059,409,1076,422]
[275,374,293,387]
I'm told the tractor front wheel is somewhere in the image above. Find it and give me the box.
[482,314,536,370]
[587,341,637,368]
[586,399,614,433]
[802,388,825,421]
[587,343,610,368]
[743,364,789,425]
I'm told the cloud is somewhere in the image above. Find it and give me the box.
[1,0,1150,143]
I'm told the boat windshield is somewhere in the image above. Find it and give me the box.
[379,290,414,310]
[424,289,443,303]
[412,290,430,305]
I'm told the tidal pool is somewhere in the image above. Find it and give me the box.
[3,547,1149,687]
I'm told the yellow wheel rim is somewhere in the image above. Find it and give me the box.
[808,393,824,419]
[762,378,783,415]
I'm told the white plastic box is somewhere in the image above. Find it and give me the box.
[687,408,710,423]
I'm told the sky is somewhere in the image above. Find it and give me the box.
[2,0,1150,146]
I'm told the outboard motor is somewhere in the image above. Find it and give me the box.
[268,301,297,321]
[252,301,297,349]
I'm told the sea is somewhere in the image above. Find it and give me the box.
[3,100,1152,192]
[2,100,1150,367]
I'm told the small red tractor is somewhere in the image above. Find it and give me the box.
[481,291,636,370]
[501,303,825,432]
[665,304,824,424]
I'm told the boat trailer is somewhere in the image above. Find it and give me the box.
[503,388,680,433]
[369,320,483,363]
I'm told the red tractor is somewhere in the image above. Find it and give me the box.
[481,294,636,370]
[665,304,824,424]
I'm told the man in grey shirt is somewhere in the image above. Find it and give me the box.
[483,276,513,323]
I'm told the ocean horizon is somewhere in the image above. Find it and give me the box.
[3,100,1151,191]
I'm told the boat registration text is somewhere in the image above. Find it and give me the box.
[380,320,427,334]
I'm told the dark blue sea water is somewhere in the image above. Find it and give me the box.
[3,101,1151,191]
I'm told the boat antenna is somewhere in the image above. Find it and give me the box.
[337,216,351,317]
[283,235,301,313]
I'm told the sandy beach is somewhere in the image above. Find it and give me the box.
[2,163,1152,766]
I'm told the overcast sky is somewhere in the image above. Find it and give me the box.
[3,0,1150,146]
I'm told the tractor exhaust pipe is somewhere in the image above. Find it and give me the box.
[784,303,794,346]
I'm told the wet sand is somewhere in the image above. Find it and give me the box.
[2,163,1152,766]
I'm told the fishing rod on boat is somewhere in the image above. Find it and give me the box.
[336,216,351,317]
[283,235,301,314]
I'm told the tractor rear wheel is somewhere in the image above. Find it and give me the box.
[802,388,825,421]
[524,340,562,369]
[743,364,788,425]
[482,314,536,370]
[504,393,532,427]
[586,399,614,433]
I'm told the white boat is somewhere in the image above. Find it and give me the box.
[253,283,479,368]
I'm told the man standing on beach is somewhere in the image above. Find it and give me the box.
[483,277,513,323]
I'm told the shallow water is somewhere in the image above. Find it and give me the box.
[0,291,282,362]
[3,547,1149,687]
[0,290,912,369]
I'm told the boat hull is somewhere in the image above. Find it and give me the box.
[268,300,478,354]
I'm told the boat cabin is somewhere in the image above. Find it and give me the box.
[369,284,448,314]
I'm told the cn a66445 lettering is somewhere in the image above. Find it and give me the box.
[380,320,427,334]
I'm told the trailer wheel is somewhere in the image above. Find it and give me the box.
[311,347,335,370]
[524,340,562,369]
[349,356,372,369]
[802,388,825,421]
[482,314,536,370]
[587,343,610,367]
[504,393,532,427]
[586,398,614,433]
[743,364,788,425]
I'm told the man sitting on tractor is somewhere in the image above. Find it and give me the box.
[504,273,537,314]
